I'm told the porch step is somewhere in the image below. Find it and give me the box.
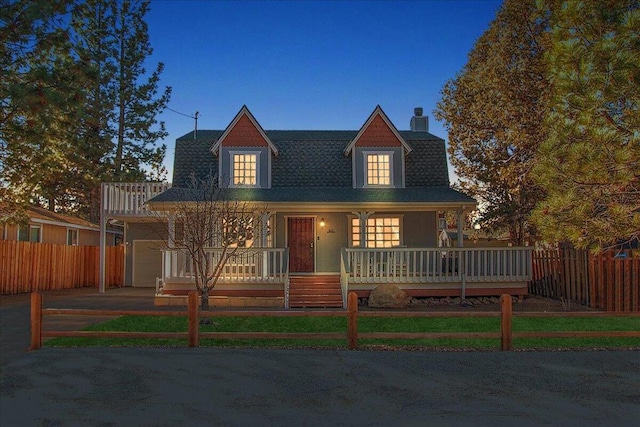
[288,275,343,308]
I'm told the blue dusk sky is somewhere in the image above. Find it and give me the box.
[146,0,503,181]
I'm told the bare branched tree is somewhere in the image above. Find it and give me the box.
[148,174,268,310]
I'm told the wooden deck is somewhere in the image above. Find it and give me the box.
[155,246,532,308]
[340,247,533,302]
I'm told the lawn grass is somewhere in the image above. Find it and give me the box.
[44,315,640,350]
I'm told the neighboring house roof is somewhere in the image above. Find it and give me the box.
[26,206,122,233]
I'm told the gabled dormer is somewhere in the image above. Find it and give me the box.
[211,106,278,188]
[343,106,412,189]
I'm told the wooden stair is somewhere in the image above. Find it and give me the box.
[288,275,343,308]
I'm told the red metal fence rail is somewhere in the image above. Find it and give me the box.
[0,241,124,294]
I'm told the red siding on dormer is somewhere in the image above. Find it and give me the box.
[221,114,269,147]
[354,114,403,147]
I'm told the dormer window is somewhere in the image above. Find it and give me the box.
[231,152,258,187]
[364,151,393,187]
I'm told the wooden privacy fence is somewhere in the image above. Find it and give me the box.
[0,241,124,294]
[30,291,640,351]
[530,249,639,312]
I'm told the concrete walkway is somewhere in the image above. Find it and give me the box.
[1,288,639,426]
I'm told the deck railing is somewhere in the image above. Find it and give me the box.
[344,247,532,284]
[102,182,171,216]
[161,247,289,285]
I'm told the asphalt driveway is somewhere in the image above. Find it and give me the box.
[1,288,639,426]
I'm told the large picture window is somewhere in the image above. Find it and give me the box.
[232,153,257,186]
[366,153,391,186]
[351,216,401,248]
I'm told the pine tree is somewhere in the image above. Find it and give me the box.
[532,0,640,250]
[0,0,86,215]
[112,0,171,181]
[71,0,171,221]
[434,0,550,245]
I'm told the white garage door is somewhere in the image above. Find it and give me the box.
[133,240,163,287]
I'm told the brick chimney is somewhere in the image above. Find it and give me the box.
[410,107,428,132]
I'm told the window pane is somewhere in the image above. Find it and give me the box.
[351,216,400,248]
[18,227,28,241]
[233,154,257,186]
[29,226,40,242]
[350,218,359,247]
[366,154,390,186]
[67,229,78,245]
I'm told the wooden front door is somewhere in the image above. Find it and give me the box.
[287,217,315,273]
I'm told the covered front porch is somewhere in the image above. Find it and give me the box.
[156,246,533,308]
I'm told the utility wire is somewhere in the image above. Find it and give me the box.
[165,106,197,119]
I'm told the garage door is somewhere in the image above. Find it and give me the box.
[133,241,163,287]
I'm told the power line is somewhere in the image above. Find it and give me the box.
[165,106,197,119]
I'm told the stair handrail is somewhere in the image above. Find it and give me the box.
[340,248,350,309]
[283,247,290,309]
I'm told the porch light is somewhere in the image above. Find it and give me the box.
[319,218,326,228]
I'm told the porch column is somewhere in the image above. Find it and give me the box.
[99,215,107,293]
[167,213,177,277]
[260,211,272,248]
[260,212,272,279]
[353,211,374,247]
[99,182,107,293]
[456,209,466,301]
[456,210,464,248]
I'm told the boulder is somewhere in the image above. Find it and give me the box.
[367,284,409,309]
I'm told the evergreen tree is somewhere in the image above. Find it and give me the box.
[435,0,550,245]
[112,0,170,181]
[0,0,86,215]
[71,0,171,220]
[532,0,640,250]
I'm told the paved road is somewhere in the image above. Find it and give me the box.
[1,288,639,426]
[0,287,162,368]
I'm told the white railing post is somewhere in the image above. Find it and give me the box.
[101,182,172,216]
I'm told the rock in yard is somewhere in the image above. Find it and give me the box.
[368,284,409,309]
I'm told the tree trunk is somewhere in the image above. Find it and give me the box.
[200,288,209,311]
[89,187,100,223]
[114,10,126,178]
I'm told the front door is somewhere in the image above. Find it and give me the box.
[287,217,315,273]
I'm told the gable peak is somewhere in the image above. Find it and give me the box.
[343,105,412,155]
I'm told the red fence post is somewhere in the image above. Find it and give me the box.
[30,292,42,351]
[188,290,199,347]
[347,292,358,350]
[500,294,513,351]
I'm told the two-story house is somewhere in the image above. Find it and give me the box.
[100,106,532,308]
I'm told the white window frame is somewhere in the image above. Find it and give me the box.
[229,151,260,188]
[18,225,41,243]
[67,228,79,246]
[363,151,394,187]
[349,215,403,248]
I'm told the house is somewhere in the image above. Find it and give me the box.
[100,106,533,308]
[2,206,122,246]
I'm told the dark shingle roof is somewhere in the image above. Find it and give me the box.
[167,129,473,205]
